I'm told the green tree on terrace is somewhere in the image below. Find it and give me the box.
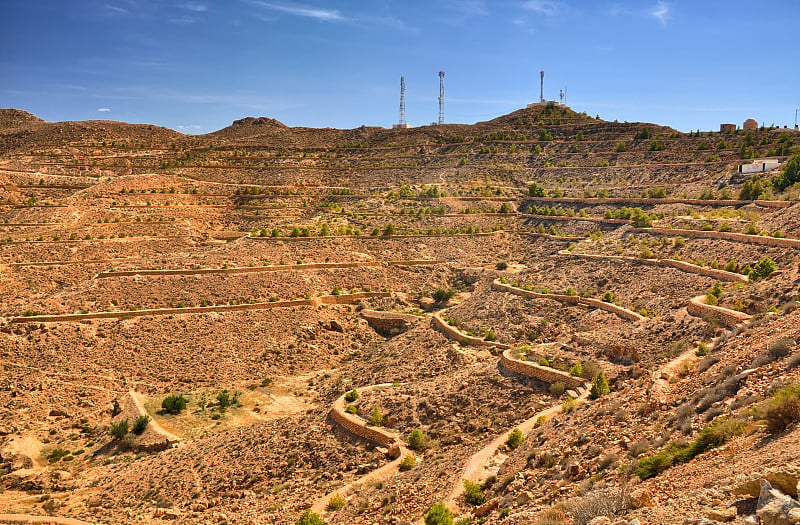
[424,503,453,525]
[528,182,548,197]
[590,371,610,399]
[295,510,324,525]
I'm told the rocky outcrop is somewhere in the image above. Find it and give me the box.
[757,480,800,525]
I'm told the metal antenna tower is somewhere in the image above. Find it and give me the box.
[399,76,407,127]
[438,71,445,125]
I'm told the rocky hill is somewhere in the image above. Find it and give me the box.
[0,105,799,525]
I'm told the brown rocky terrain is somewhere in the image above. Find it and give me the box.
[1,104,799,525]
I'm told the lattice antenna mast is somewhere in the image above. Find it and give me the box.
[540,70,545,103]
[438,71,445,125]
[399,76,407,126]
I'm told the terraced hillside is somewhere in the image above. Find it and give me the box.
[1,105,799,525]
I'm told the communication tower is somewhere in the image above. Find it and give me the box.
[393,76,411,129]
[540,70,545,103]
[438,71,445,125]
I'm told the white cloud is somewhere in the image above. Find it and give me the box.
[104,4,129,14]
[648,1,670,24]
[244,1,343,21]
[179,2,208,12]
[521,0,562,16]
[97,108,111,112]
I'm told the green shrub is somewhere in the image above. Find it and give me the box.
[327,493,346,511]
[110,419,129,439]
[408,429,426,451]
[161,394,188,414]
[562,397,577,413]
[762,384,800,434]
[538,357,550,366]
[344,389,360,403]
[749,257,776,282]
[495,261,508,270]
[345,404,357,414]
[463,480,485,505]
[424,503,454,525]
[368,407,383,426]
[432,289,455,303]
[744,222,759,235]
[295,510,324,525]
[484,329,497,342]
[528,182,548,197]
[550,382,566,396]
[695,343,709,357]
[635,417,744,479]
[132,415,150,435]
[506,428,525,449]
[399,455,416,471]
[570,362,584,377]
[602,290,615,303]
[589,372,610,399]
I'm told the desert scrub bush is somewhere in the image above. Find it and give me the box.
[550,381,566,396]
[432,288,455,303]
[368,407,383,426]
[506,428,525,449]
[564,485,630,525]
[345,404,357,414]
[327,493,346,511]
[602,290,615,303]
[161,394,188,414]
[462,480,486,505]
[344,389,360,402]
[752,338,795,367]
[495,261,508,270]
[484,328,497,341]
[589,371,610,399]
[399,455,416,471]
[635,417,744,479]
[424,502,453,525]
[760,384,800,434]
[408,429,426,451]
[749,256,776,282]
[295,510,324,525]
[131,415,149,435]
[562,397,577,413]
[570,361,584,377]
[110,419,129,439]
[695,343,709,357]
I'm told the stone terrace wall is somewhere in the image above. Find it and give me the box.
[9,292,390,323]
[562,251,748,283]
[491,280,645,322]
[361,310,422,334]
[634,227,800,249]
[499,349,587,389]
[98,261,380,278]
[330,384,401,447]
[687,295,752,328]
[525,196,792,209]
[431,312,511,349]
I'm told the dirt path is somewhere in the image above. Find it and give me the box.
[129,391,183,444]
[0,514,96,525]
[442,388,592,514]
[310,445,415,517]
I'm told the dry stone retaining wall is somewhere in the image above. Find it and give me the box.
[561,251,748,283]
[330,384,401,447]
[525,196,792,209]
[634,227,800,249]
[491,280,645,322]
[687,295,752,328]
[431,312,511,349]
[499,349,587,389]
[9,292,390,324]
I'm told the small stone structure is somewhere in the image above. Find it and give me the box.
[743,118,759,131]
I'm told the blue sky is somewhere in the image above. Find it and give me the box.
[1,1,798,133]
